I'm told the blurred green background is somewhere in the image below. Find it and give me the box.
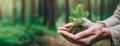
[0,0,120,46]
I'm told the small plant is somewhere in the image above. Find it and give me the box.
[67,4,89,34]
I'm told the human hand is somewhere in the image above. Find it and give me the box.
[58,21,111,46]
[58,18,93,46]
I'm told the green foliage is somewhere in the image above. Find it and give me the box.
[67,4,89,34]
[0,18,51,46]
[0,25,30,46]
[69,4,89,25]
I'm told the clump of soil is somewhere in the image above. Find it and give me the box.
[68,25,88,34]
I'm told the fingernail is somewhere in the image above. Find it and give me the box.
[58,30,64,33]
[57,31,60,33]
[75,34,81,39]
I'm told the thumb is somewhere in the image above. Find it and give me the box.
[75,30,93,39]
[83,18,93,27]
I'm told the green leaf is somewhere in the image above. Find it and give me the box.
[69,4,89,25]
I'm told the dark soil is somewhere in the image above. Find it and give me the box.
[68,25,88,34]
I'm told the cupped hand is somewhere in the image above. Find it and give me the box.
[58,20,111,46]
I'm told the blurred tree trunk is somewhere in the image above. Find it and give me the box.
[1,0,8,20]
[47,0,55,28]
[72,0,82,8]
[43,0,58,28]
[38,0,42,17]
[112,0,120,11]
[95,0,101,21]
[65,0,69,23]
[106,0,119,19]
[13,0,16,24]
[107,0,118,15]
[21,0,25,24]
[30,0,35,23]
[107,0,112,14]
[43,0,48,25]
[0,0,2,20]
[54,0,58,21]
[100,0,104,20]
[86,0,91,20]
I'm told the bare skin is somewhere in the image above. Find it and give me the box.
[58,22,111,46]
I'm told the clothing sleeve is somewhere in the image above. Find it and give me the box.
[102,3,120,46]
[107,24,120,46]
[103,3,120,27]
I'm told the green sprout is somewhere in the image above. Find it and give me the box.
[67,4,89,34]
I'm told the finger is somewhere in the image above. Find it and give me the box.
[59,31,93,45]
[74,26,94,39]
[77,35,96,45]
[59,31,90,45]
[61,34,89,45]
[58,27,67,31]
[63,23,74,28]
[91,29,103,39]
[75,31,93,39]
[82,30,103,44]
[61,33,81,45]
[75,34,99,45]
[58,31,78,40]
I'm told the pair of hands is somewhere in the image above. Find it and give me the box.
[58,19,111,46]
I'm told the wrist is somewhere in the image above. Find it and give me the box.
[95,21,106,27]
[101,28,111,39]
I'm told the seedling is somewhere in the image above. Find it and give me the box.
[67,4,89,34]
